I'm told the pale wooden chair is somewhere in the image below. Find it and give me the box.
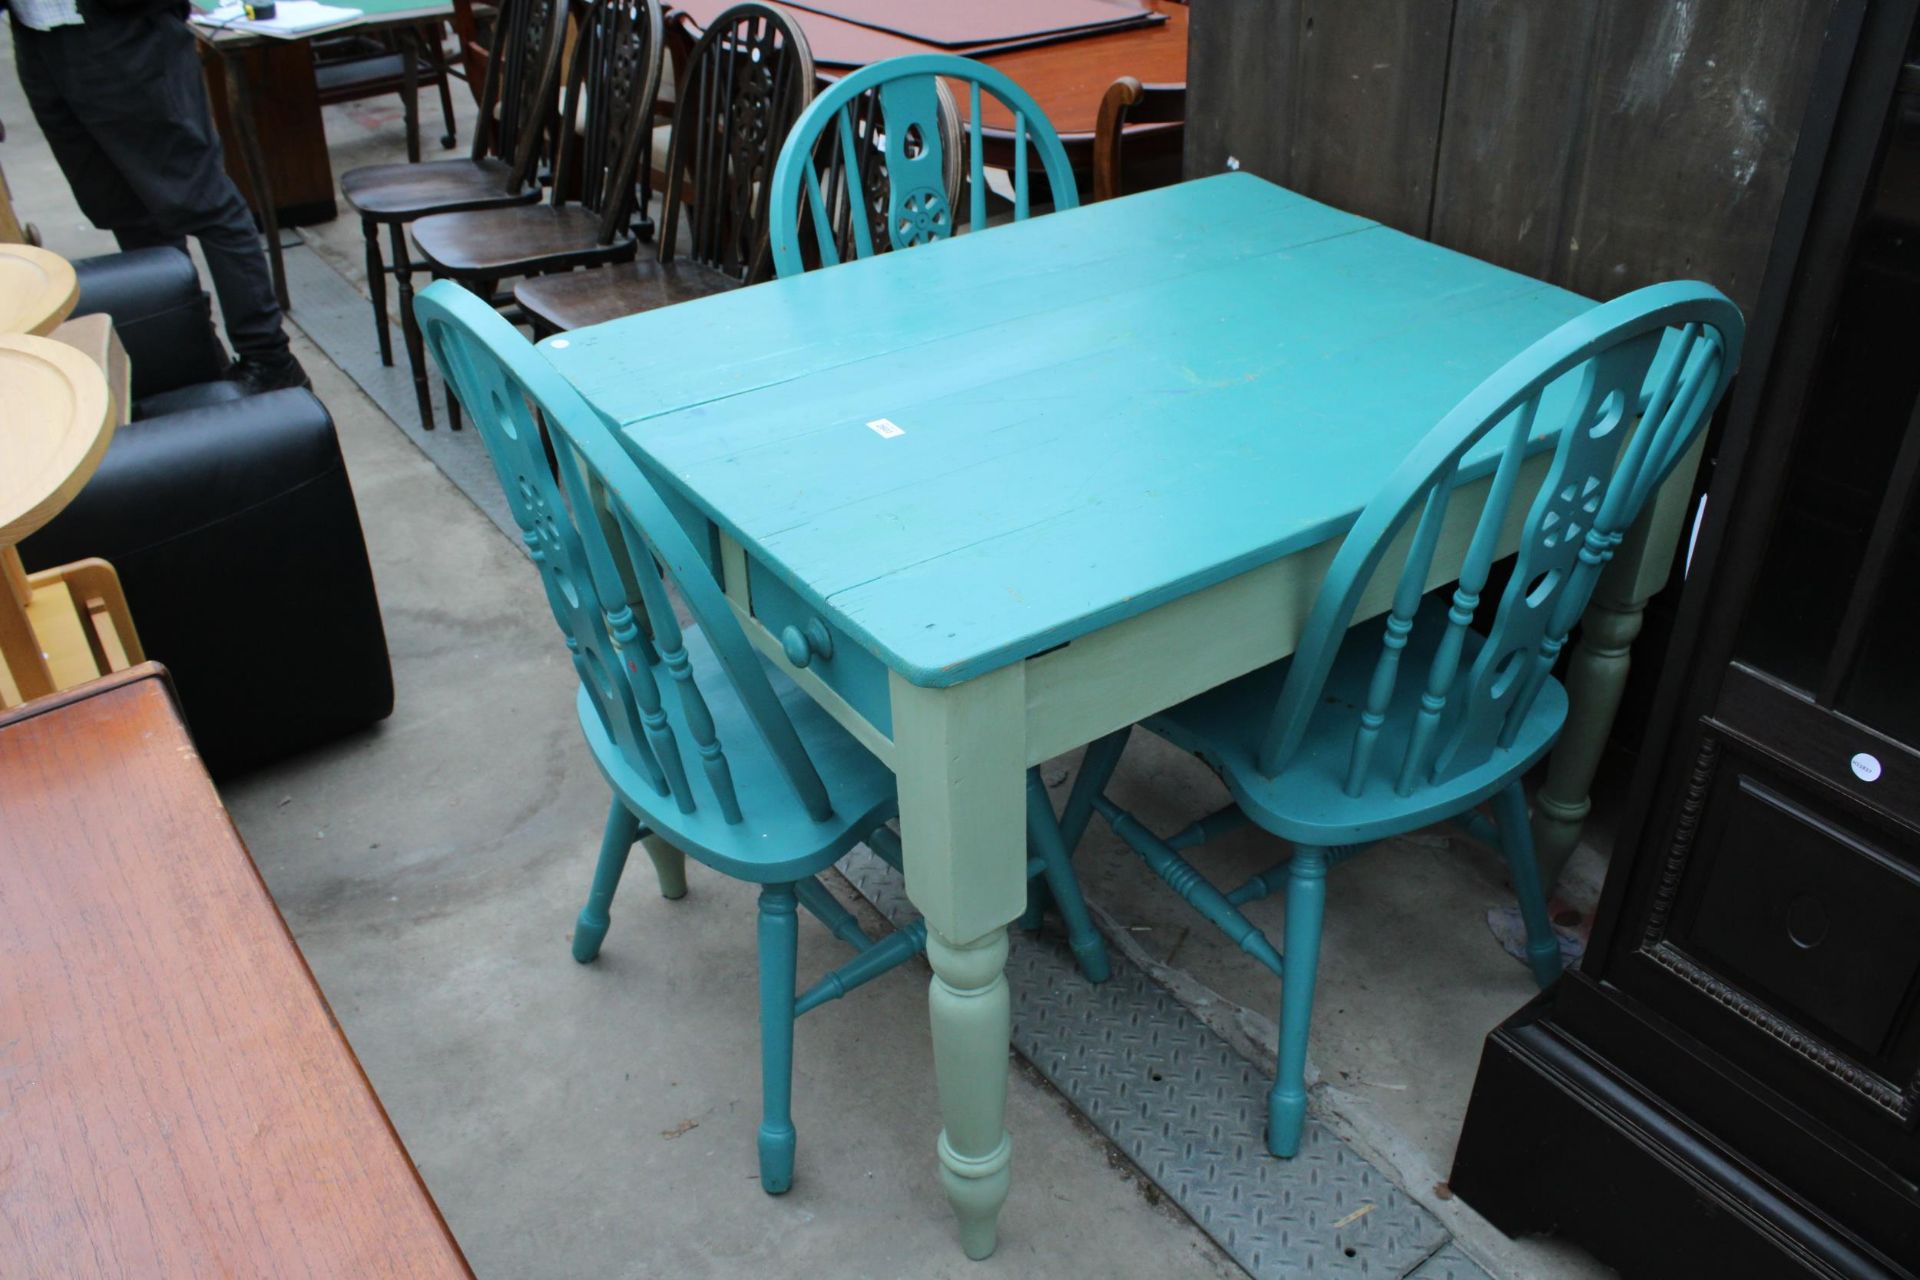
[0,333,143,707]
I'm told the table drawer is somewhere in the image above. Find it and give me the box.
[744,556,891,736]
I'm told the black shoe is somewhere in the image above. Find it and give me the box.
[225,354,313,396]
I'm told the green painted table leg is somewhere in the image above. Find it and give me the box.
[890,667,1028,1260]
[927,925,1014,1261]
[1532,439,1703,891]
[641,832,689,900]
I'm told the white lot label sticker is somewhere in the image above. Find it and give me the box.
[866,417,905,439]
[1851,752,1882,783]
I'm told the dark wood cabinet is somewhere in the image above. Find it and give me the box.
[1450,2,1920,1276]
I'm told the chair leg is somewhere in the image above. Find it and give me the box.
[1493,783,1564,989]
[443,274,492,433]
[429,25,457,149]
[573,799,640,964]
[642,832,688,900]
[390,223,436,430]
[1023,728,1127,933]
[1269,844,1327,1158]
[1061,728,1130,854]
[362,216,393,366]
[1025,767,1110,982]
[398,30,422,163]
[757,882,799,1194]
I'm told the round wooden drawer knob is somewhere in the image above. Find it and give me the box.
[780,618,834,668]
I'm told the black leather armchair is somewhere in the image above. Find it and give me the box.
[21,248,394,776]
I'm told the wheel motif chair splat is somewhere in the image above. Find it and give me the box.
[511,2,818,338]
[411,278,1096,1194]
[768,53,1079,279]
[1053,282,1745,1157]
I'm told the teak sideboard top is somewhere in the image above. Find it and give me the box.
[0,666,471,1279]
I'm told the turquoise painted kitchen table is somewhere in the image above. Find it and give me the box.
[538,171,1642,1257]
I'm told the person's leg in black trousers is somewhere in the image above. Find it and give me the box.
[12,5,307,390]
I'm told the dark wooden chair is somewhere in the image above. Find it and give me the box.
[1091,75,1185,202]
[412,0,666,428]
[340,0,568,429]
[313,26,459,163]
[513,2,815,338]
[446,0,500,101]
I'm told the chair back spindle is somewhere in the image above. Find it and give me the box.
[476,0,570,186]
[415,280,836,831]
[769,54,1075,278]
[1256,283,1745,797]
[551,0,667,242]
[658,4,816,284]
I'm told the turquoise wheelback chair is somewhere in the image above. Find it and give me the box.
[767,53,1114,981]
[1054,282,1745,1158]
[769,52,1079,275]
[412,280,1098,1194]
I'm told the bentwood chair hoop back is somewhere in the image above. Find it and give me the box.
[768,53,1078,279]
[513,2,818,338]
[412,278,1098,1195]
[1057,280,1745,1158]
[341,0,570,427]
[1091,74,1185,202]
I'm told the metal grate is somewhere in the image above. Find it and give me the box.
[838,848,1490,1279]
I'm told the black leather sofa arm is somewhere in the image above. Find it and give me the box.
[71,246,229,399]
[21,389,394,775]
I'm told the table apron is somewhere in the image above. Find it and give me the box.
[711,451,1552,941]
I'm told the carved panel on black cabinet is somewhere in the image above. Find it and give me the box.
[1638,731,1920,1129]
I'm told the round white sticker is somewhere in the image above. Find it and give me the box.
[1850,752,1882,783]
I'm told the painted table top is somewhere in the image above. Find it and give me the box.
[542,172,1594,688]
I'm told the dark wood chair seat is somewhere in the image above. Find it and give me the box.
[513,258,740,336]
[411,204,636,278]
[342,156,534,219]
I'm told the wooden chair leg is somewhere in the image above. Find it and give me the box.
[1061,728,1129,852]
[1493,783,1564,989]
[572,799,639,964]
[428,23,458,149]
[1024,767,1110,982]
[363,216,392,366]
[399,29,422,163]
[1023,728,1128,934]
[757,882,799,1194]
[1269,844,1327,1158]
[389,223,436,430]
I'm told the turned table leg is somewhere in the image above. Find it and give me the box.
[1531,438,1706,890]
[890,666,1029,1261]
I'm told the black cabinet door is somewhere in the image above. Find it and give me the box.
[1593,12,1920,1250]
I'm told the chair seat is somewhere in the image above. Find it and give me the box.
[513,259,741,333]
[341,157,531,218]
[577,621,896,884]
[410,205,633,277]
[1142,595,1569,847]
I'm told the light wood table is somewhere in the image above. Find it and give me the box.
[542,172,1713,1257]
[0,666,475,1278]
[0,242,78,335]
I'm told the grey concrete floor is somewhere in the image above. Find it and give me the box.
[3,42,1619,1278]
